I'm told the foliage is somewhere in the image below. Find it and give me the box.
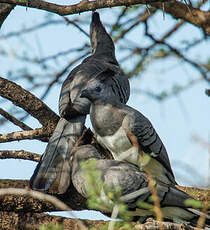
[39,223,64,230]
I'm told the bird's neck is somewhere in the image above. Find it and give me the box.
[92,98,109,106]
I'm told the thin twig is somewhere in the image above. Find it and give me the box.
[0,76,59,128]
[0,108,32,130]
[108,205,119,230]
[0,20,65,39]
[144,21,207,80]
[114,8,156,43]
[147,175,163,223]
[40,52,89,100]
[63,16,89,37]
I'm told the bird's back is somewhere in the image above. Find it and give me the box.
[59,56,129,119]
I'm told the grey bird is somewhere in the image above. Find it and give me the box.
[30,12,130,194]
[71,144,209,227]
[80,85,176,185]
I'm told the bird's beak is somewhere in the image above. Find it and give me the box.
[80,89,90,98]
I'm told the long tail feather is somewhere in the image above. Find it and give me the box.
[30,116,85,194]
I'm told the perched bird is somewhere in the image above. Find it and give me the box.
[30,12,130,194]
[80,85,176,185]
[71,144,209,227]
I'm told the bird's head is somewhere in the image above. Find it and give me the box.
[80,84,104,102]
[80,68,117,102]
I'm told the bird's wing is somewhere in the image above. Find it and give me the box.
[71,145,209,227]
[98,161,146,195]
[128,111,176,184]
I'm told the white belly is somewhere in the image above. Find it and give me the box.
[95,126,139,165]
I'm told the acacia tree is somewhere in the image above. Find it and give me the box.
[0,1,209,229]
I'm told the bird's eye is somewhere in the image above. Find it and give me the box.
[95,86,102,92]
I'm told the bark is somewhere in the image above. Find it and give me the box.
[0,179,87,213]
[150,1,210,35]
[0,3,15,28]
[0,211,105,230]
[0,77,59,129]
[0,179,209,213]
[0,150,40,162]
[0,212,204,230]
[0,128,49,143]
[0,0,209,35]
[0,77,59,142]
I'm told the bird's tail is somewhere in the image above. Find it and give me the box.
[30,116,86,194]
[158,184,210,227]
[90,12,117,63]
[134,182,210,227]
[186,208,210,227]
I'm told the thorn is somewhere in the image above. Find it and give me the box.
[26,0,29,11]
[146,5,151,15]
[162,2,165,20]
[205,89,210,96]
[183,0,195,22]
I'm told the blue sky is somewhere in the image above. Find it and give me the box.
[0,2,209,220]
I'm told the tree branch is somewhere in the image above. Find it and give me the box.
[0,188,88,230]
[0,180,208,229]
[0,108,32,130]
[205,89,210,97]
[0,128,49,143]
[0,0,170,16]
[0,179,87,212]
[0,179,209,212]
[0,76,59,133]
[0,211,106,230]
[0,150,40,162]
[150,1,210,35]
[0,3,15,28]
[144,22,208,80]
[0,0,209,34]
[0,212,204,230]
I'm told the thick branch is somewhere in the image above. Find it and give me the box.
[0,128,49,143]
[0,76,59,131]
[0,3,15,28]
[0,179,87,212]
[150,1,210,35]
[0,179,209,213]
[0,212,105,230]
[0,150,40,162]
[0,212,203,230]
[0,188,88,230]
[0,0,209,34]
[0,0,170,16]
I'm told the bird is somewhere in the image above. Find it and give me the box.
[30,12,130,194]
[80,84,176,185]
[71,144,209,227]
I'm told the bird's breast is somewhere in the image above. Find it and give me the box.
[90,104,123,136]
[95,126,139,165]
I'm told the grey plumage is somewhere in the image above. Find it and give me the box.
[30,12,130,194]
[80,85,176,185]
[71,145,209,227]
